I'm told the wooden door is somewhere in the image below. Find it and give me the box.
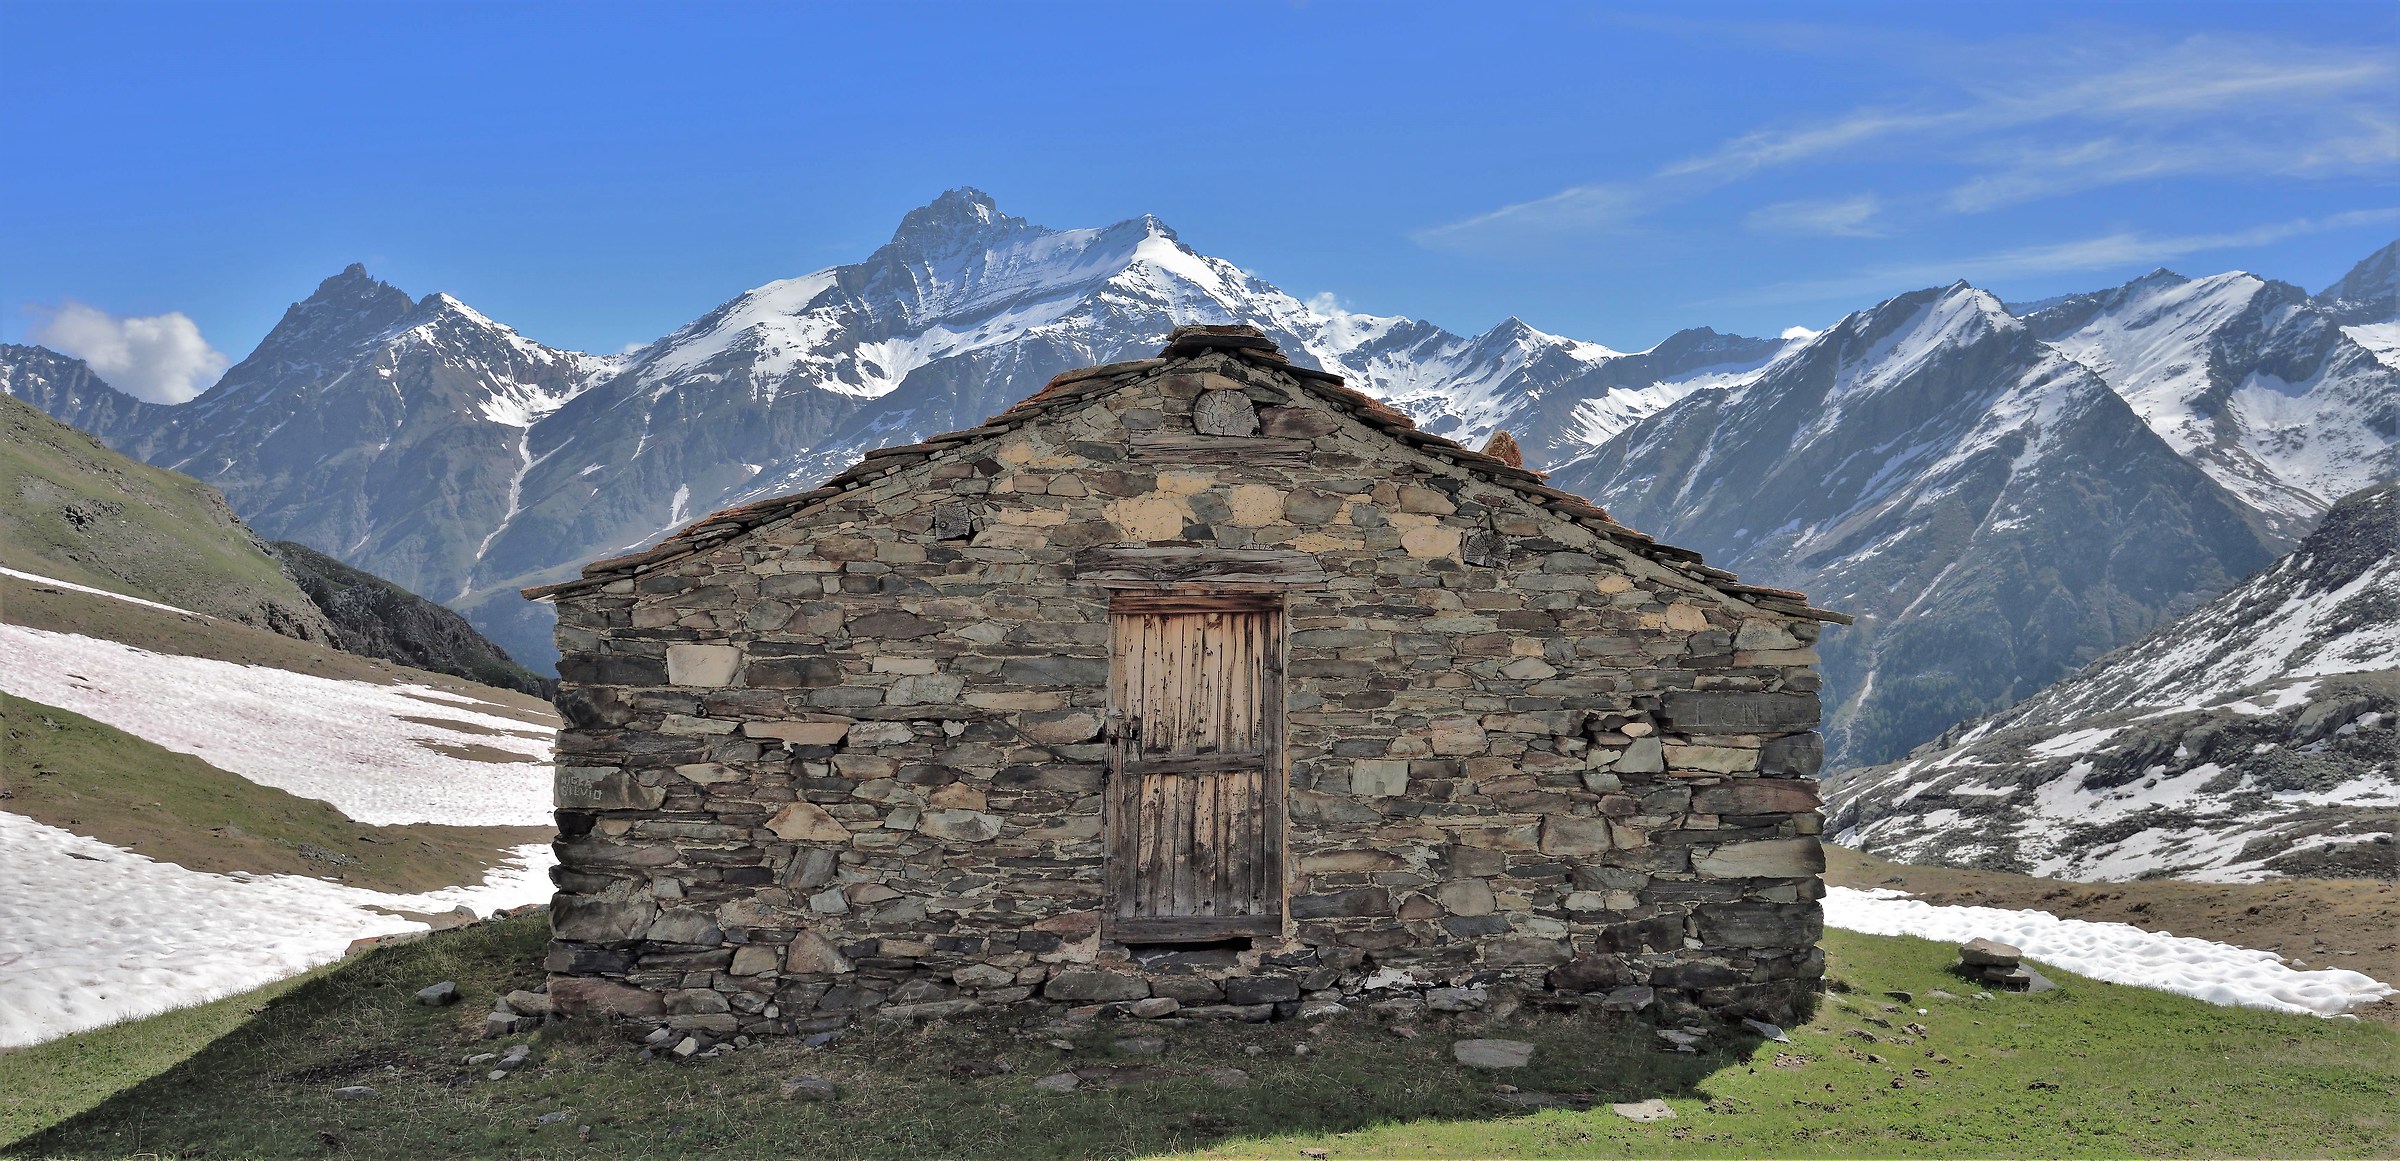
[1104,591,1286,942]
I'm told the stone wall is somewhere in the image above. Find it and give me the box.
[539,341,1829,1037]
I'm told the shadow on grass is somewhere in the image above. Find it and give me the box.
[8,914,1774,1159]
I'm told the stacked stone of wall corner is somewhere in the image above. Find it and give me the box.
[542,349,1829,1037]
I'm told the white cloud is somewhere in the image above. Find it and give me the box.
[1780,325,1822,340]
[1712,208,2400,307]
[1748,195,1886,237]
[28,302,228,404]
[1411,184,1643,254]
[1419,32,2399,251]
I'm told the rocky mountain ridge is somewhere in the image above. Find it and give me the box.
[1821,482,2398,882]
[5,196,2392,768]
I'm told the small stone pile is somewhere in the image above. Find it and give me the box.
[1954,938,2055,993]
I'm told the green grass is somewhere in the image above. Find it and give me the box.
[0,970,321,1147]
[6,916,2394,1159]
[0,393,322,627]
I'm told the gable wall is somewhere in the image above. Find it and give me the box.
[544,350,1826,1031]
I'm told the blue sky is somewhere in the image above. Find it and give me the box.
[3,0,2394,399]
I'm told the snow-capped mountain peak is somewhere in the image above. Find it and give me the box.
[2026,254,2398,533]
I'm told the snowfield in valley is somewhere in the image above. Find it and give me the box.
[0,623,552,826]
[1825,887,2394,1018]
[0,601,558,1047]
[0,813,551,1048]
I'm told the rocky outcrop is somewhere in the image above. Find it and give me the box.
[1825,483,2400,881]
[270,540,547,695]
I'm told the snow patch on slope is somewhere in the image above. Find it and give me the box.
[1825,886,2392,1018]
[0,812,551,1047]
[0,625,552,826]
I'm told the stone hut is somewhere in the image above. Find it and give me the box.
[524,325,1847,1036]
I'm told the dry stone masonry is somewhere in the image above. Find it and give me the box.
[526,325,1847,1039]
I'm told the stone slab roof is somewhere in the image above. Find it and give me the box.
[525,324,1848,623]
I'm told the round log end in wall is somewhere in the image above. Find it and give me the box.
[1193,389,1261,436]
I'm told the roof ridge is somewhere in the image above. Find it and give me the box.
[524,333,1846,623]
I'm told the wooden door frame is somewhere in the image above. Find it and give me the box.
[1099,585,1290,944]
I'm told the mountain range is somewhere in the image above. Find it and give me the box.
[6,190,2393,766]
[1821,482,2397,881]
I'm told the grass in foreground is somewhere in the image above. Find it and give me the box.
[0,970,320,1146]
[0,692,549,893]
[6,914,2394,1159]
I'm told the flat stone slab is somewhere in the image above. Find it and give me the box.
[779,1076,840,1102]
[1612,1098,1677,1123]
[1453,1038,1536,1069]
[1959,937,2022,967]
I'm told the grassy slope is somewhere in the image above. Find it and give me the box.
[6,916,2393,1159]
[0,691,549,894]
[0,394,326,634]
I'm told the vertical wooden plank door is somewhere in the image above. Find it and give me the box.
[1105,592,1285,942]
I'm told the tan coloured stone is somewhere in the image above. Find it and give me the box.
[920,809,1003,842]
[1437,879,1497,916]
[1226,484,1284,526]
[1733,619,1803,650]
[1400,525,1464,560]
[1352,758,1409,797]
[1428,717,1488,756]
[1106,494,1193,540]
[1694,838,1825,879]
[673,761,743,785]
[730,944,782,976]
[847,721,915,746]
[1538,816,1613,856]
[786,930,853,974]
[766,801,851,843]
[667,643,743,687]
[1663,603,1711,632]
[927,782,988,811]
[1500,656,1557,679]
[1665,744,1760,774]
[744,720,853,745]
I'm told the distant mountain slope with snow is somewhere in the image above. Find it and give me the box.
[5,192,1764,669]
[1823,482,2399,883]
[2023,265,2397,537]
[1553,282,2285,767]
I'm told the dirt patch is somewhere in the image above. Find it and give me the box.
[1826,844,2400,1024]
[396,714,553,740]
[418,740,544,764]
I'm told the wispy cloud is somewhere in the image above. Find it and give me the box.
[1411,184,1641,254]
[1417,32,2398,254]
[1748,195,1886,238]
[27,302,228,404]
[1711,208,2400,307]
